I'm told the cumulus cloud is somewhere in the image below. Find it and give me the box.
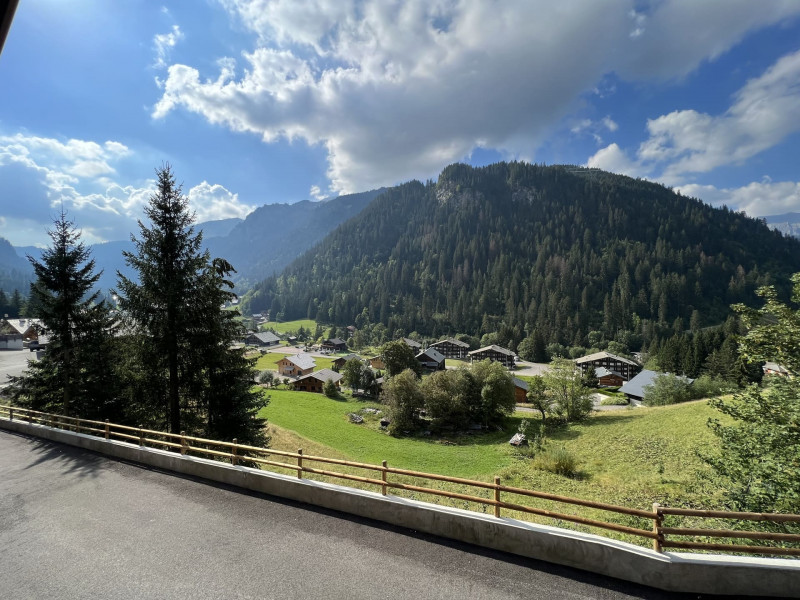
[153,25,184,70]
[152,0,800,194]
[308,185,327,201]
[587,47,800,184]
[187,181,256,222]
[678,180,800,217]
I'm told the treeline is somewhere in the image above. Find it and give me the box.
[247,162,800,354]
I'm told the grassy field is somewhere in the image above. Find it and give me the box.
[259,319,316,334]
[254,352,335,372]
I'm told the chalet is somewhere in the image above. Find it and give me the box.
[1,318,42,341]
[276,353,316,377]
[402,337,422,352]
[619,370,694,403]
[0,332,22,350]
[368,356,385,370]
[575,351,639,382]
[763,362,790,377]
[468,345,515,369]
[333,353,362,370]
[287,336,298,345]
[429,338,469,359]
[513,377,529,403]
[595,367,625,387]
[416,347,445,371]
[244,331,281,347]
[321,338,347,353]
[346,325,357,338]
[291,369,343,393]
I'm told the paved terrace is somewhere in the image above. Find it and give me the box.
[0,431,705,600]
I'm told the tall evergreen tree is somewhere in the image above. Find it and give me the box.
[9,212,118,417]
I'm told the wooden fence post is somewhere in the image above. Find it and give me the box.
[653,503,663,553]
[231,438,238,466]
[180,431,187,455]
[297,449,303,479]
[8,407,12,421]
[139,426,144,447]
[381,460,388,496]
[104,419,110,439]
[494,476,501,518]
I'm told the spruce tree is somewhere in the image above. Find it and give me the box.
[9,212,118,417]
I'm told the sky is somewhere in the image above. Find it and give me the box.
[1,0,800,247]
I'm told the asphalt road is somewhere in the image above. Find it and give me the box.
[0,348,34,388]
[0,431,712,600]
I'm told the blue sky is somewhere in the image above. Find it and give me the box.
[1,0,800,247]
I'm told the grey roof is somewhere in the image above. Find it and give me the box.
[575,351,637,366]
[763,362,790,374]
[469,345,515,357]
[298,368,343,383]
[3,318,41,335]
[513,377,529,391]
[620,370,694,399]
[285,353,316,370]
[324,338,347,346]
[403,337,422,349]
[250,331,280,344]
[430,338,470,348]
[334,353,362,363]
[416,348,445,363]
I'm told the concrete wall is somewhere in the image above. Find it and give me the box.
[3,417,799,597]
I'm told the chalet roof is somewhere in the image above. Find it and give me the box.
[619,370,694,399]
[324,338,347,346]
[763,362,790,374]
[513,377,529,391]
[416,348,445,363]
[430,338,469,348]
[469,345,515,357]
[249,331,280,344]
[575,351,637,366]
[403,337,422,349]
[3,318,41,335]
[334,353,362,364]
[595,367,622,378]
[284,353,316,370]
[297,368,343,384]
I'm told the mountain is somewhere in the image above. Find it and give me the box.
[762,212,800,238]
[0,236,33,293]
[13,189,386,296]
[248,162,800,348]
[205,188,386,288]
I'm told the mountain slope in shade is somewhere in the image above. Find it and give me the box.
[249,162,800,346]
[0,237,33,293]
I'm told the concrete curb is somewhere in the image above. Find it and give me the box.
[3,418,799,597]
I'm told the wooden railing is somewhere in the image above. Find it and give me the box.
[2,404,799,557]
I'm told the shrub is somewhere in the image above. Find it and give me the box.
[258,370,274,385]
[323,378,338,398]
[533,446,578,477]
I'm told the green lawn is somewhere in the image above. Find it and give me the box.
[260,319,316,334]
[255,352,335,372]
[259,391,724,507]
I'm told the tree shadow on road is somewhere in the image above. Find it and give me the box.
[4,430,105,479]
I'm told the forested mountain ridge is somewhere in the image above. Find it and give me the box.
[243,162,800,349]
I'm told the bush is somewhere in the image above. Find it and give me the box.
[323,379,338,398]
[533,446,579,477]
[258,370,274,385]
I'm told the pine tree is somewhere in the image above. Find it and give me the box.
[9,212,118,417]
[116,165,210,434]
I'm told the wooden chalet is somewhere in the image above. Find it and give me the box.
[416,347,446,371]
[575,351,639,382]
[321,338,348,353]
[276,353,316,377]
[368,356,385,370]
[468,345,515,369]
[333,353,362,370]
[512,377,529,403]
[402,337,422,352]
[429,338,469,359]
[595,367,624,387]
[244,331,281,347]
[291,369,343,393]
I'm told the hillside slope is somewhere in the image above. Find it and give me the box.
[249,162,800,346]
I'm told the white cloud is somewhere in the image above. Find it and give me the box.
[308,185,327,201]
[152,1,800,194]
[153,24,184,69]
[187,181,256,222]
[586,143,641,177]
[678,180,800,217]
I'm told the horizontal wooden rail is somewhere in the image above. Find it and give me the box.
[661,540,800,557]
[3,403,800,558]
[659,507,800,523]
